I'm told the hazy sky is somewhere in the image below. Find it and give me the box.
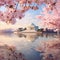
[0,4,45,30]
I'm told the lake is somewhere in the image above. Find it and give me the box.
[0,32,59,60]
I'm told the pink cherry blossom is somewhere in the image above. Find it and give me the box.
[0,0,59,24]
[36,1,60,30]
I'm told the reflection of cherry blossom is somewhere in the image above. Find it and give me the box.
[36,39,60,60]
[0,44,25,60]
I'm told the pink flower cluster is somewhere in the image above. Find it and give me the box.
[0,0,59,24]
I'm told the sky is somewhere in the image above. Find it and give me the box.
[0,4,45,30]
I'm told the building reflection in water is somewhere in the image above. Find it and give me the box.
[16,32,59,42]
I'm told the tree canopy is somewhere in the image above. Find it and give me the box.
[0,0,60,30]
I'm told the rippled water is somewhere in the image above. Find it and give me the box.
[0,32,59,60]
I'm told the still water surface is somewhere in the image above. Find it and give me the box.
[0,33,59,60]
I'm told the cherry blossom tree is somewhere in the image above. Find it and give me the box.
[36,0,60,33]
[0,0,60,25]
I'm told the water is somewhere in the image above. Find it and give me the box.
[0,32,59,60]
